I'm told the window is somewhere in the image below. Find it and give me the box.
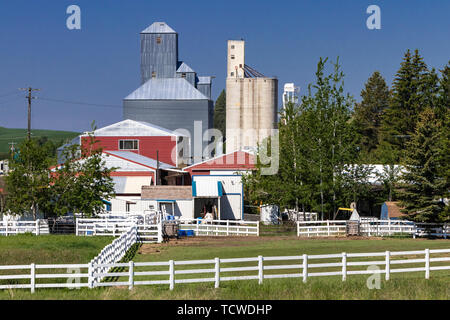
[230,72,234,76]
[152,71,156,78]
[231,55,235,60]
[119,140,139,150]
[181,73,186,78]
[231,45,235,49]
[156,37,161,44]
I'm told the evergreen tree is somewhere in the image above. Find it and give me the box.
[379,49,439,163]
[354,71,389,161]
[397,108,447,222]
[214,90,226,139]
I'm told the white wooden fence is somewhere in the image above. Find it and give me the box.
[1,248,449,292]
[0,220,49,236]
[297,220,449,238]
[76,218,162,243]
[76,218,137,237]
[88,225,138,287]
[179,219,259,237]
[76,218,259,238]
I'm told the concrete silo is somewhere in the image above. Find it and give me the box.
[225,40,278,153]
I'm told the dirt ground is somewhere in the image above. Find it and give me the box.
[137,235,385,255]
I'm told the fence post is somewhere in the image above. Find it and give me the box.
[388,219,391,236]
[226,221,229,236]
[258,256,264,285]
[302,254,308,283]
[342,252,347,281]
[129,261,134,290]
[5,220,8,236]
[385,251,390,281]
[327,220,330,236]
[215,257,220,288]
[35,220,40,236]
[296,222,299,237]
[30,263,35,293]
[75,219,79,236]
[169,260,175,290]
[88,262,94,289]
[257,221,260,237]
[158,220,163,243]
[425,249,430,279]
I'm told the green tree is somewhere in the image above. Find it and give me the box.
[354,71,390,161]
[376,164,402,201]
[46,128,116,218]
[4,139,53,220]
[214,90,226,140]
[379,49,440,163]
[244,58,365,220]
[397,108,447,222]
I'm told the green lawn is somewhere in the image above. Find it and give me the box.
[1,235,449,300]
[0,234,114,265]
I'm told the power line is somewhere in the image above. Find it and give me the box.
[37,96,221,112]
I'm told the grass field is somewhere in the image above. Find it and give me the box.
[0,234,114,265]
[0,126,78,158]
[1,235,449,300]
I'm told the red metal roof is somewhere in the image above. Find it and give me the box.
[184,151,256,172]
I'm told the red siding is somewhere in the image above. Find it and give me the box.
[81,136,177,166]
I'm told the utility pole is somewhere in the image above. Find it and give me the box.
[8,142,17,159]
[19,87,40,140]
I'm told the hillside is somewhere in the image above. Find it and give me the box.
[0,127,79,159]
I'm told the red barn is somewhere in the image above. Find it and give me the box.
[59,119,188,167]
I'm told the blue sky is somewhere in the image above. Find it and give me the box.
[0,0,449,133]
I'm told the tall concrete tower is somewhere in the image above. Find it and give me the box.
[226,40,278,153]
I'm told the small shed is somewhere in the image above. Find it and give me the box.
[380,202,407,220]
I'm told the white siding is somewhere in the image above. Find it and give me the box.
[220,194,242,220]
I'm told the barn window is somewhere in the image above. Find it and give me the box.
[181,73,186,78]
[119,140,139,150]
[156,37,161,44]
[231,55,235,59]
[231,45,235,49]
[152,71,156,78]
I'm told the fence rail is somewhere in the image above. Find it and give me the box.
[0,220,49,236]
[179,219,259,237]
[1,248,449,292]
[297,220,449,238]
[88,225,138,287]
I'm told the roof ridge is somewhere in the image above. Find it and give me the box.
[141,22,176,34]
[124,77,209,100]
